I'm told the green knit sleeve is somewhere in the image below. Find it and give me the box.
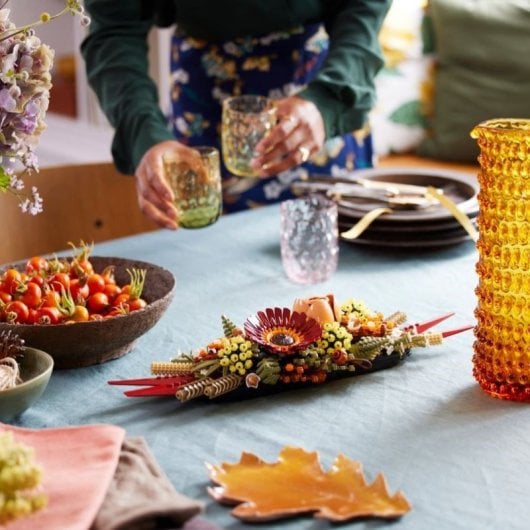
[298,0,391,139]
[81,0,174,175]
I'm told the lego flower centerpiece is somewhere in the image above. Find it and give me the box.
[110,294,472,401]
[0,1,89,214]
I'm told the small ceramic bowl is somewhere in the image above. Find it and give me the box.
[0,257,176,369]
[0,347,54,422]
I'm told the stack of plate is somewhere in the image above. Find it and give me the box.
[333,167,479,248]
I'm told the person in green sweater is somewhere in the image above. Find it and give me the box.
[81,0,391,229]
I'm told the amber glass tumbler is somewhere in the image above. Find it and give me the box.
[471,118,530,401]
[222,95,276,178]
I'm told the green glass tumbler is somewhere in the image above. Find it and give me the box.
[163,146,222,229]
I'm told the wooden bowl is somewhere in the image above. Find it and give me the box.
[0,257,176,369]
[0,347,54,421]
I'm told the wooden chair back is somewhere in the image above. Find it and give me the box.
[1,163,157,264]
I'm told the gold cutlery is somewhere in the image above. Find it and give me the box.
[302,174,444,197]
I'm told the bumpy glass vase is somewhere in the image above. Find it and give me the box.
[471,118,530,401]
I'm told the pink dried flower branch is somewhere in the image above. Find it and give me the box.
[0,1,90,215]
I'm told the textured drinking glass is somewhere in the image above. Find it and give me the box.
[222,95,277,177]
[163,146,222,229]
[280,195,339,284]
[471,118,530,401]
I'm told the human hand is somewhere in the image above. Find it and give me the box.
[135,140,205,229]
[251,96,325,177]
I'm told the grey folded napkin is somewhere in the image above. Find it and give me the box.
[92,437,217,530]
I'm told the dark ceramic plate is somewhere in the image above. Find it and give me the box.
[330,167,478,222]
[340,227,474,248]
[0,257,176,369]
[339,213,477,234]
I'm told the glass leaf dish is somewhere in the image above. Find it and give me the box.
[206,446,412,522]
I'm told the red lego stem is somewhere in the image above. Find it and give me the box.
[403,312,455,333]
[440,325,474,338]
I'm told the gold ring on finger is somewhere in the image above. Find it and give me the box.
[299,145,310,163]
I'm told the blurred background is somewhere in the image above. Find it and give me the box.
[8,0,172,167]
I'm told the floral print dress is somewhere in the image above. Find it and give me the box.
[170,23,373,213]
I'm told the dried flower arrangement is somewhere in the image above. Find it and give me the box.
[110,294,472,401]
[0,1,89,214]
[0,430,47,524]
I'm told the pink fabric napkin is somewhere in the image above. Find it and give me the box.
[1,422,125,530]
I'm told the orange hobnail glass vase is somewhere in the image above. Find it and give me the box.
[471,118,530,401]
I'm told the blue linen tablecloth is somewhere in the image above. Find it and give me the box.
[12,205,530,530]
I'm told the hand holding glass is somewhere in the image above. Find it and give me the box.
[163,146,222,229]
[222,95,277,178]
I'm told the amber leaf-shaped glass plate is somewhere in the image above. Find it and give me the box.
[207,446,411,522]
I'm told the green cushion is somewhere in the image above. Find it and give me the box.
[418,0,530,162]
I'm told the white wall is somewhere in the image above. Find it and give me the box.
[9,0,76,57]
[9,1,171,118]
[6,1,172,166]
